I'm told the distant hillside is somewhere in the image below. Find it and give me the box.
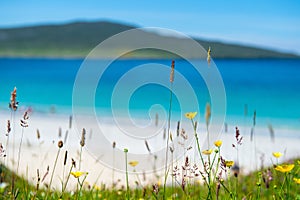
[0,21,298,58]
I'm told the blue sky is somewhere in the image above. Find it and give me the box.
[1,0,300,54]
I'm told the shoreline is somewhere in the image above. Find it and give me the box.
[1,55,300,60]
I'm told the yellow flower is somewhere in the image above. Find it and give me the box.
[272,152,283,158]
[225,161,234,168]
[202,149,213,155]
[214,140,222,147]
[93,184,101,191]
[185,112,197,120]
[293,178,300,184]
[71,171,88,178]
[128,161,139,167]
[157,181,161,187]
[274,164,294,173]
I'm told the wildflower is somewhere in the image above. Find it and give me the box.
[128,161,139,167]
[93,184,101,190]
[274,164,294,173]
[293,178,300,184]
[71,171,88,178]
[214,140,222,147]
[263,169,273,189]
[185,112,197,120]
[202,149,213,155]
[272,152,282,158]
[225,161,234,168]
[152,183,159,195]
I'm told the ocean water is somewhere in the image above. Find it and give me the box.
[0,58,300,129]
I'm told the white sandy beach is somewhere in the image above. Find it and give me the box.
[0,110,299,191]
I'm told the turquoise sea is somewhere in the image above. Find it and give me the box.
[0,58,300,130]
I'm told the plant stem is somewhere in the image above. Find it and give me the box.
[192,119,207,178]
[286,173,290,200]
[212,148,221,181]
[16,128,24,174]
[191,118,211,199]
[163,83,173,200]
[79,146,83,170]
[125,150,130,200]
[206,126,210,151]
[112,148,115,189]
[11,112,15,194]
[62,165,74,193]
[77,175,88,200]
[47,148,61,198]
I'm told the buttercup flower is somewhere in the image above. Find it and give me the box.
[202,149,213,155]
[225,161,234,168]
[185,112,197,120]
[274,164,294,173]
[71,171,88,178]
[272,152,283,158]
[129,161,139,167]
[214,140,222,147]
[93,184,101,190]
[293,178,300,184]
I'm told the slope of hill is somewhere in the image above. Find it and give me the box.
[0,21,298,58]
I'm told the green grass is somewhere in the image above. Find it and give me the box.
[1,160,300,199]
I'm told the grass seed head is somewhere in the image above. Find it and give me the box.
[58,140,63,148]
[80,128,86,147]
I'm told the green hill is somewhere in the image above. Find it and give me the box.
[0,21,298,58]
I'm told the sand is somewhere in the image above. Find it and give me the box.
[0,110,299,191]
